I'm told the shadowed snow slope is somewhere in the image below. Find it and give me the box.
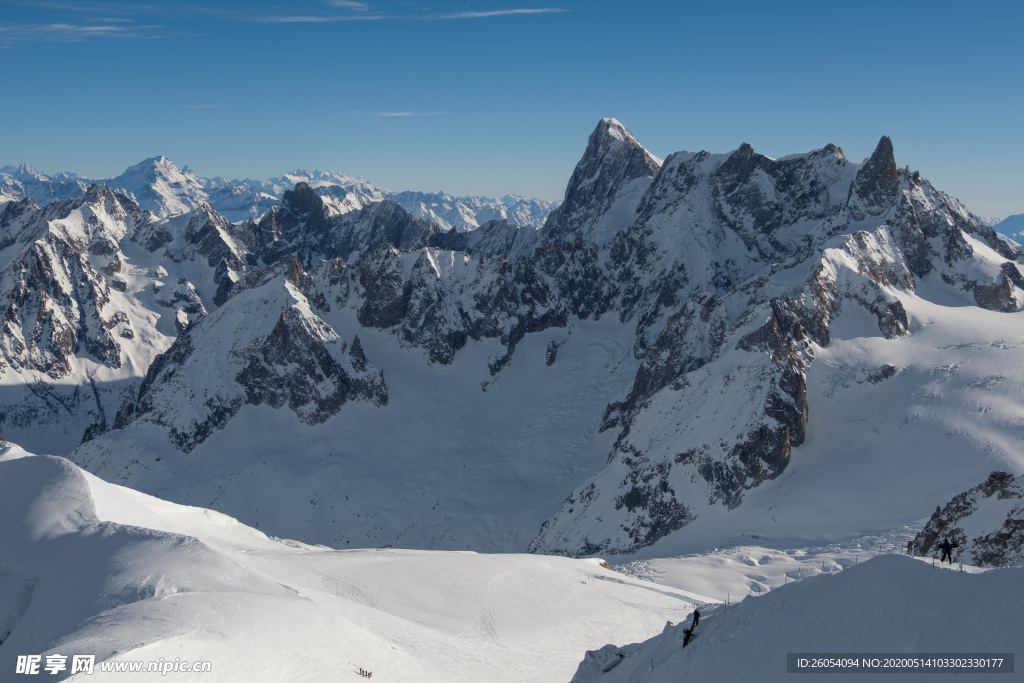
[0,443,697,682]
[572,554,1023,683]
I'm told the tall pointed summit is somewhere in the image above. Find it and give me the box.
[540,118,662,245]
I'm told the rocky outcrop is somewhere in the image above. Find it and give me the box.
[257,187,437,267]
[973,262,1024,312]
[125,275,387,453]
[912,472,1024,567]
[352,245,567,368]
[848,136,900,220]
[0,186,143,378]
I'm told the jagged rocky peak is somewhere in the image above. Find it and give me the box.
[849,135,900,218]
[280,182,330,227]
[124,274,388,453]
[542,118,662,244]
[256,182,330,264]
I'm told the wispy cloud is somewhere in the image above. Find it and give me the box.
[7,1,165,14]
[429,8,569,20]
[374,111,445,117]
[350,110,444,117]
[251,6,566,24]
[327,0,370,9]
[0,3,567,43]
[252,14,384,23]
[0,21,162,44]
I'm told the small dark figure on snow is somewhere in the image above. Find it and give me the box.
[939,539,953,564]
[692,609,700,627]
[683,627,694,647]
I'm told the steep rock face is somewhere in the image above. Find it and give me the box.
[912,472,1024,567]
[0,186,167,451]
[352,245,567,369]
[134,204,251,308]
[848,136,900,219]
[541,118,662,246]
[0,186,145,377]
[123,275,387,453]
[425,219,539,260]
[257,186,436,267]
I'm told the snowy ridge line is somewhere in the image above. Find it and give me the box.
[571,554,1023,683]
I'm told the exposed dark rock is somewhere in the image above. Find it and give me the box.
[849,136,900,219]
[912,472,1024,567]
[236,307,388,423]
[540,118,661,246]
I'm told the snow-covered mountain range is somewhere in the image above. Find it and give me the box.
[0,161,556,228]
[2,118,1022,563]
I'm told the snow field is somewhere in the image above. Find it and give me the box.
[0,443,697,682]
[573,554,1022,683]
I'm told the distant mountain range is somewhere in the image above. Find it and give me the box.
[0,160,558,229]
[994,214,1024,244]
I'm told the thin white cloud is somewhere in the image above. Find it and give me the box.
[252,6,566,23]
[429,8,568,20]
[374,111,445,117]
[327,0,370,9]
[8,1,164,14]
[0,21,162,43]
[252,14,383,23]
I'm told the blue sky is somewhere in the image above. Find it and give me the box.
[1,1,1021,218]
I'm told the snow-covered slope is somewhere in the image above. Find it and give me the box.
[0,443,696,682]
[572,554,1022,683]
[391,190,557,231]
[994,213,1024,245]
[106,157,209,218]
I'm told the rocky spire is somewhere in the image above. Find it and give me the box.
[849,135,901,219]
[540,118,661,244]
